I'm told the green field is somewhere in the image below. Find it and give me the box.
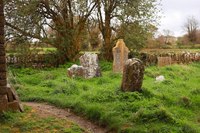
[8,62,200,132]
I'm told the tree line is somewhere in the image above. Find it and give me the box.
[5,0,160,62]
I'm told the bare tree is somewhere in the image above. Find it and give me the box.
[183,16,199,43]
[163,29,173,44]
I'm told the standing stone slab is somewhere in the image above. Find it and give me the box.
[113,39,129,73]
[79,53,101,78]
[121,58,144,92]
[157,57,172,67]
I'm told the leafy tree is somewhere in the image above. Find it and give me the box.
[97,0,160,60]
[5,0,160,62]
[5,0,98,62]
[86,19,101,50]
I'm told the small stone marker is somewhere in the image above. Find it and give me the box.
[156,75,165,82]
[112,39,129,73]
[157,57,172,67]
[79,53,101,78]
[121,58,144,92]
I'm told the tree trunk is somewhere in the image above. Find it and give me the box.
[0,0,6,87]
[0,0,23,112]
[0,1,8,107]
[102,13,113,61]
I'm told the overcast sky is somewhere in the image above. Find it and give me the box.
[158,0,200,37]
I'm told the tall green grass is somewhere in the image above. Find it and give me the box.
[9,62,200,132]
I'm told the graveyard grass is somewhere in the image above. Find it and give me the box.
[8,62,200,132]
[0,106,83,132]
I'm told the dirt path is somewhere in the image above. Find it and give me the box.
[23,102,108,133]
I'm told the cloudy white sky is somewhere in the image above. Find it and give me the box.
[158,0,200,37]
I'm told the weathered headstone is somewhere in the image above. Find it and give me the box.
[121,58,144,92]
[79,53,101,78]
[157,57,172,67]
[112,39,129,73]
[67,64,85,78]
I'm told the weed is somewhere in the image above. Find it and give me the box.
[41,81,56,88]
[85,105,102,121]
[181,123,197,133]
[179,96,192,107]
[108,72,121,79]
[99,61,112,71]
[52,83,79,95]
[96,77,111,85]
[191,88,200,95]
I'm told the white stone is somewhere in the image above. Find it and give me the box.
[156,75,165,82]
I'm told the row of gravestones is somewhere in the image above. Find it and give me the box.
[67,39,144,92]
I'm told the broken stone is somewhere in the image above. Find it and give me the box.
[67,64,85,78]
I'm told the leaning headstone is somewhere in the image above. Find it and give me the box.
[121,58,144,92]
[67,64,85,78]
[79,53,101,78]
[112,39,129,73]
[157,57,172,67]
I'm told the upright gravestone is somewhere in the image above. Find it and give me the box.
[112,39,129,73]
[79,53,101,78]
[157,57,172,67]
[121,58,144,92]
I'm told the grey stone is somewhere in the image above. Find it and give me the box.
[79,53,101,78]
[156,75,165,82]
[121,58,144,92]
[67,64,86,78]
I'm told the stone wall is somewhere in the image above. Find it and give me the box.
[6,53,60,68]
[139,52,200,66]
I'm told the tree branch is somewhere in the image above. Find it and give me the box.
[5,21,41,40]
